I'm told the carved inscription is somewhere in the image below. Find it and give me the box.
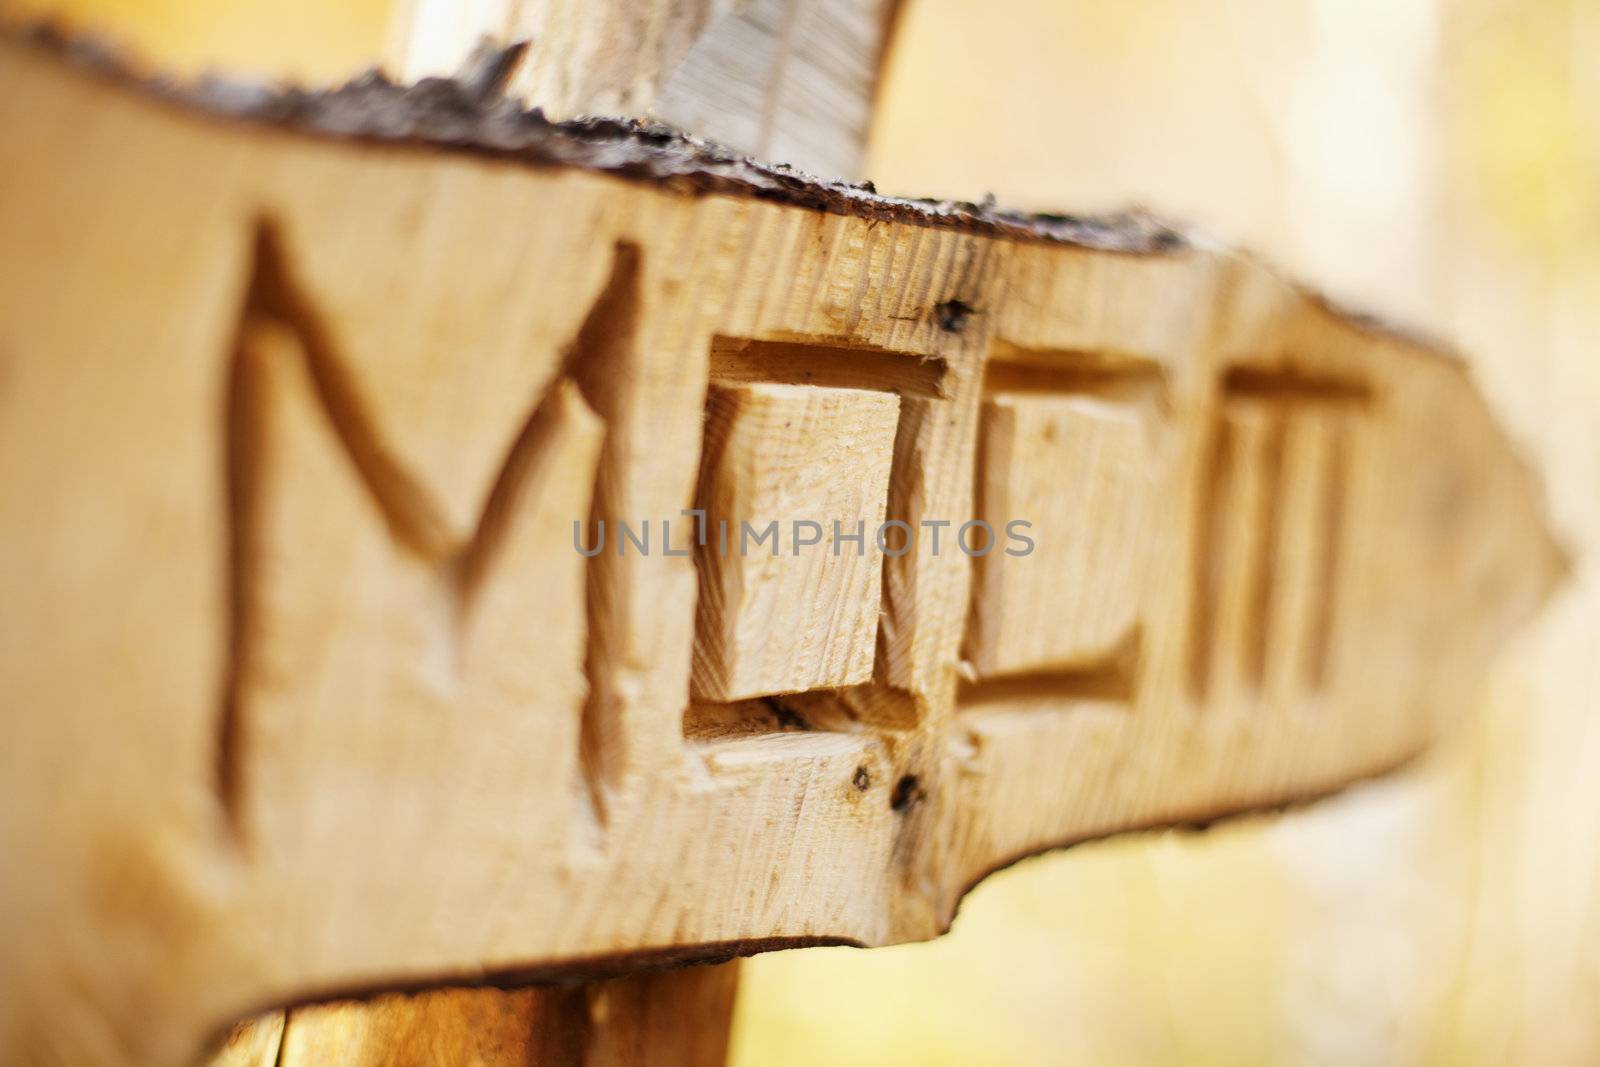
[685,337,950,734]
[1188,367,1371,704]
[218,221,627,834]
[961,344,1168,705]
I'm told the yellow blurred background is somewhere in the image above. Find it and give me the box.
[9,0,1595,1062]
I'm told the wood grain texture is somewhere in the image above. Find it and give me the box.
[0,36,1565,1067]
[692,383,899,701]
[386,0,894,178]
[965,390,1156,679]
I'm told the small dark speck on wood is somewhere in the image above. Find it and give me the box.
[762,697,809,731]
[890,773,924,812]
[936,299,975,333]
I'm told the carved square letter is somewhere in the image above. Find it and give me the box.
[966,392,1156,678]
[692,382,899,701]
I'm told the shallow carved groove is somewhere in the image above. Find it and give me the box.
[982,344,1168,406]
[1221,365,1375,404]
[959,629,1142,709]
[560,241,644,822]
[1188,411,1236,701]
[217,301,270,833]
[709,335,949,398]
[1306,417,1351,688]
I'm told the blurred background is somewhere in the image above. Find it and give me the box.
[9,0,1595,1062]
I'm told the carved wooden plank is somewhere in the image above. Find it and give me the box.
[0,32,1565,1067]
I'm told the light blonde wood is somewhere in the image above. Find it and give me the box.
[692,382,899,701]
[387,0,738,116]
[965,390,1157,680]
[0,35,1565,1067]
[387,0,895,178]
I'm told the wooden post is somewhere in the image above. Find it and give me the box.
[209,963,740,1066]
[386,0,899,178]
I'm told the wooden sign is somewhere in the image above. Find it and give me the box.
[0,31,1564,1066]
